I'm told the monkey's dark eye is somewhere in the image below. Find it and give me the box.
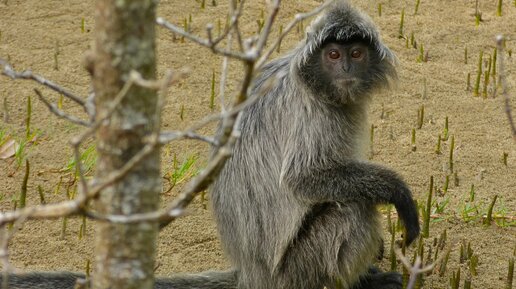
[328,50,341,60]
[351,49,362,59]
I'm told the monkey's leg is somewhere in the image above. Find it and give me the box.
[282,160,420,245]
[350,267,402,289]
[0,270,238,289]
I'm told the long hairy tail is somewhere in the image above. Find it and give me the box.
[0,270,238,289]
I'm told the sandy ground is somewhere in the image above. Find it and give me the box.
[0,0,515,288]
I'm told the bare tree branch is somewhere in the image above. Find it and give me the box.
[0,59,86,107]
[158,131,217,146]
[156,17,252,61]
[256,0,336,68]
[33,89,90,127]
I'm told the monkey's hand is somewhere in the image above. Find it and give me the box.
[389,179,420,246]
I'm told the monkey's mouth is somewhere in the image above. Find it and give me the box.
[337,78,357,85]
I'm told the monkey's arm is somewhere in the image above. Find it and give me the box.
[283,161,420,245]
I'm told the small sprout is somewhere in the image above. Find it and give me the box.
[417,43,425,62]
[181,18,187,42]
[188,14,192,30]
[2,95,9,123]
[414,0,421,15]
[435,134,441,154]
[474,0,482,26]
[474,50,483,96]
[439,246,451,277]
[85,259,91,277]
[453,171,460,186]
[464,276,472,289]
[53,40,60,71]
[442,116,449,141]
[464,46,468,64]
[470,254,479,276]
[482,55,492,98]
[276,25,283,53]
[434,196,449,214]
[19,159,29,208]
[389,224,398,271]
[417,105,424,129]
[78,215,86,240]
[507,257,514,289]
[484,194,498,225]
[443,175,449,195]
[469,184,475,202]
[210,70,216,110]
[459,241,473,263]
[257,9,265,33]
[57,94,63,110]
[217,19,222,37]
[449,135,455,173]
[417,235,425,261]
[493,47,498,77]
[423,176,433,237]
[497,0,503,16]
[387,206,392,233]
[437,229,447,251]
[369,124,375,159]
[378,3,382,17]
[398,8,405,38]
[200,0,205,9]
[335,278,344,289]
[180,104,184,121]
[81,17,85,33]
[26,95,31,139]
[502,152,508,166]
[37,185,46,205]
[411,128,416,152]
[422,77,427,99]
[466,72,471,91]
[450,267,461,289]
[200,190,207,210]
[410,32,416,49]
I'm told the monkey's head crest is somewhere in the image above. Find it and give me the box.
[301,1,396,67]
[294,1,397,105]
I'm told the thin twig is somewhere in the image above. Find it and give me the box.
[254,0,281,53]
[0,59,86,107]
[33,89,90,127]
[158,131,218,146]
[256,0,336,68]
[156,18,252,61]
[394,244,451,289]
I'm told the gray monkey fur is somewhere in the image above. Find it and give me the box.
[1,1,419,289]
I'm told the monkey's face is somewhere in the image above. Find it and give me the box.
[319,41,372,104]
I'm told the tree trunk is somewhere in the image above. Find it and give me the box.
[92,1,160,289]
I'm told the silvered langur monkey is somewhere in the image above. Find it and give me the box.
[1,1,419,289]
